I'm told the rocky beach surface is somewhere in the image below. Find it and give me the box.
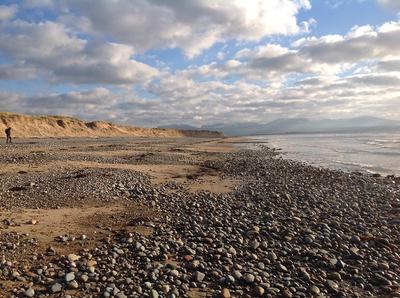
[0,137,399,297]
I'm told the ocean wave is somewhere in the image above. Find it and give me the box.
[332,148,400,155]
[332,160,391,174]
[366,138,400,149]
[333,160,373,168]
[333,148,362,154]
[370,138,400,144]
[263,133,400,176]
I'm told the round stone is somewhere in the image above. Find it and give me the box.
[244,273,255,283]
[24,288,35,297]
[253,286,265,296]
[65,272,75,282]
[51,283,62,293]
[309,285,320,296]
[150,289,159,298]
[194,271,206,282]
[162,285,170,294]
[221,288,231,298]
[326,280,339,291]
[69,280,79,289]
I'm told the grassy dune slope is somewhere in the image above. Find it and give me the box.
[0,112,223,138]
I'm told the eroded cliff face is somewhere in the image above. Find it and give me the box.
[0,112,224,138]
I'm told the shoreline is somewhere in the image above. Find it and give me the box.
[236,134,400,179]
[0,137,399,297]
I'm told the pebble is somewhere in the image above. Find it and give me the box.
[253,286,265,296]
[244,273,255,283]
[150,290,159,298]
[162,285,170,294]
[326,280,339,291]
[328,272,342,281]
[67,253,80,262]
[69,280,79,289]
[24,288,35,297]
[194,271,205,282]
[221,288,231,298]
[250,240,260,249]
[0,144,399,298]
[65,272,75,282]
[51,283,62,293]
[309,285,320,296]
[232,270,242,280]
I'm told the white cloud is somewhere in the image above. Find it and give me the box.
[0,20,158,85]
[131,20,400,124]
[0,20,85,64]
[3,64,400,126]
[0,91,24,112]
[300,18,317,33]
[0,1,399,125]
[60,0,310,58]
[0,63,37,80]
[378,0,400,11]
[224,21,400,82]
[297,22,400,64]
[377,59,400,71]
[0,5,18,21]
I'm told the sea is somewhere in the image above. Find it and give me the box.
[241,132,400,176]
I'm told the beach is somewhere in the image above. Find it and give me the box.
[0,137,399,297]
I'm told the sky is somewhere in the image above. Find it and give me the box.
[0,0,399,127]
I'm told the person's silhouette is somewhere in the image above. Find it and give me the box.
[5,127,12,143]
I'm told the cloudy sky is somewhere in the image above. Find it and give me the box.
[0,0,399,126]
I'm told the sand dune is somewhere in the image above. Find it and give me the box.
[0,112,223,138]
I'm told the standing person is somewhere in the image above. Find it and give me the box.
[5,127,12,143]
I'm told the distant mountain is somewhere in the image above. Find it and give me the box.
[201,122,265,136]
[202,116,400,136]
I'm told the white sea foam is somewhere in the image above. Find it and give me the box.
[243,132,400,176]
